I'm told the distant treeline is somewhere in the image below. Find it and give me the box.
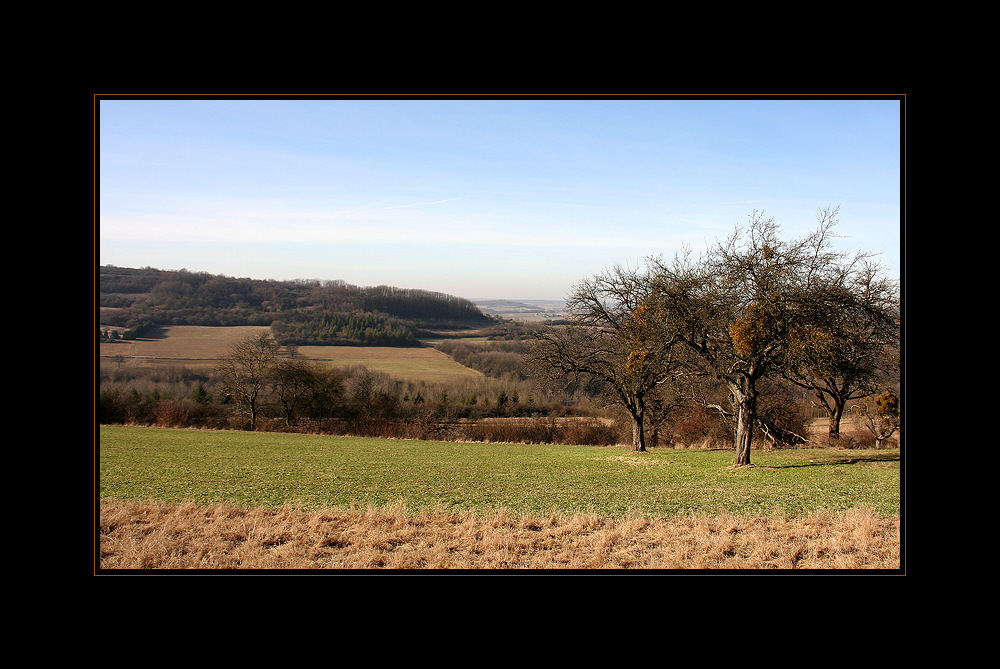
[271,312,417,347]
[99,266,494,346]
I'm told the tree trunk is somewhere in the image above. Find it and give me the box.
[733,387,757,466]
[828,398,846,440]
[626,393,647,452]
[248,390,259,431]
[631,416,647,452]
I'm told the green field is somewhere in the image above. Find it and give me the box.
[98,426,901,517]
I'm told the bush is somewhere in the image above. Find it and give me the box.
[458,417,618,446]
[154,399,198,427]
[99,385,158,425]
[561,419,619,446]
[99,388,127,424]
[664,405,732,448]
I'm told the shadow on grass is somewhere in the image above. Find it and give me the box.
[762,451,900,469]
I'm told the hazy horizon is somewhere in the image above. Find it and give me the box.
[99,98,902,301]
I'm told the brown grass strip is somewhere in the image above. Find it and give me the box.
[98,500,900,570]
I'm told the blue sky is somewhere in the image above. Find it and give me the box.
[99,98,901,301]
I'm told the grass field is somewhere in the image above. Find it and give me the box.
[98,325,482,383]
[98,426,900,517]
[97,426,902,570]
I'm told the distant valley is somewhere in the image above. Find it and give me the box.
[472,299,570,323]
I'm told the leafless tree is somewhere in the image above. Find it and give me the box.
[651,207,879,466]
[269,358,323,426]
[643,383,687,448]
[215,332,279,430]
[783,244,900,440]
[526,265,691,452]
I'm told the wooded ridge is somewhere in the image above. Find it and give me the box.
[98,266,494,346]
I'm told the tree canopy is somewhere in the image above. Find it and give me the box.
[526,264,691,452]
[648,207,899,465]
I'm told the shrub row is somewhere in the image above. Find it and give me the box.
[460,417,620,446]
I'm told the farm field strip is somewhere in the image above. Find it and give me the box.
[98,325,483,383]
[296,345,483,382]
[99,326,270,358]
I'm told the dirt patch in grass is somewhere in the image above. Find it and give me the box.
[98,500,900,571]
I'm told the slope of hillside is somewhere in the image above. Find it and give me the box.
[98,266,495,346]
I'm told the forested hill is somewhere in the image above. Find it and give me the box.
[98,266,494,346]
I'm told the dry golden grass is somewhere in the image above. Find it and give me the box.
[98,500,900,571]
[99,326,272,369]
[98,325,483,382]
[296,345,482,382]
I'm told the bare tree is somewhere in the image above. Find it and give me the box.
[784,248,900,440]
[854,390,900,448]
[269,358,322,426]
[215,332,279,430]
[526,265,689,452]
[652,207,867,466]
[643,383,686,448]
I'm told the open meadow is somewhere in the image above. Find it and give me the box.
[97,425,902,570]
